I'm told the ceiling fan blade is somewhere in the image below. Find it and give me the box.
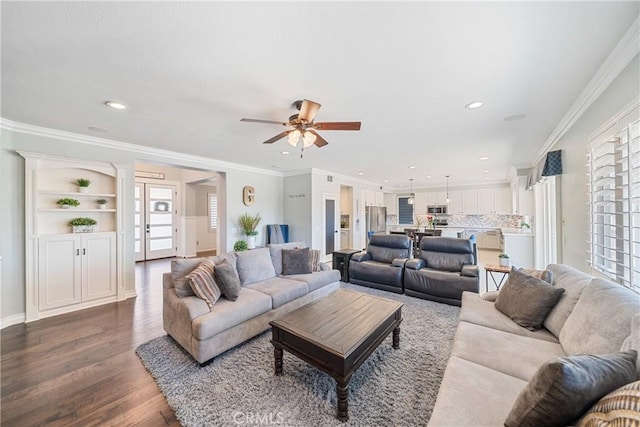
[308,129,328,147]
[241,118,288,126]
[263,130,291,144]
[314,121,361,131]
[298,99,321,122]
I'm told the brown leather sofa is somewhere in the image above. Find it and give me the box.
[348,234,412,293]
[403,237,479,305]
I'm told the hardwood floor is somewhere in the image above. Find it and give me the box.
[1,259,178,426]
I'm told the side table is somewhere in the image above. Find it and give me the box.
[484,264,511,292]
[332,249,361,283]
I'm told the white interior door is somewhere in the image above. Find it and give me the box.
[135,183,177,261]
[322,193,339,261]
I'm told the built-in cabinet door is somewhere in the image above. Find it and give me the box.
[82,233,116,301]
[462,190,478,214]
[477,189,494,214]
[413,192,428,215]
[447,191,463,214]
[494,187,511,214]
[38,235,82,310]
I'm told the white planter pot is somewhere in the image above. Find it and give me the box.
[499,258,510,267]
[99,205,106,210]
[78,187,89,193]
[246,235,256,249]
[61,204,71,209]
[72,225,94,233]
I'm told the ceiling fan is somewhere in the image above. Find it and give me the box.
[240,99,361,150]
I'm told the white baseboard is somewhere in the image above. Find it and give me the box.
[1,313,25,330]
[126,289,138,299]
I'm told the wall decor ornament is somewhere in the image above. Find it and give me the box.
[243,186,255,206]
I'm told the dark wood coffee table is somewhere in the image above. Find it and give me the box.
[270,289,403,422]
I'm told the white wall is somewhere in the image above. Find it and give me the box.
[0,125,283,325]
[283,173,313,245]
[551,55,639,271]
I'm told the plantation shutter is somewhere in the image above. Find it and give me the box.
[398,197,413,225]
[208,193,217,230]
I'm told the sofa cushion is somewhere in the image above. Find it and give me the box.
[171,258,204,297]
[282,247,312,275]
[213,259,241,301]
[451,321,566,381]
[577,380,640,427]
[191,287,272,340]
[280,269,340,292]
[560,278,640,356]
[460,292,559,343]
[245,277,308,308]
[349,260,404,288]
[543,264,591,337]
[427,356,528,427]
[236,247,277,286]
[505,351,638,427]
[620,313,640,377]
[268,242,307,275]
[185,259,221,309]
[495,268,565,330]
[211,252,237,271]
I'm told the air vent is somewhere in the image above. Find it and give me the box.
[327,175,333,182]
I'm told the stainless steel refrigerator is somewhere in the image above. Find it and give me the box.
[366,206,387,243]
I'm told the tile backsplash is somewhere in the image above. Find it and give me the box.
[388,213,527,228]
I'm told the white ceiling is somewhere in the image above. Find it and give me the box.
[2,2,638,189]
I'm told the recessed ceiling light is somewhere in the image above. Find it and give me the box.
[483,170,490,173]
[399,184,404,187]
[465,101,483,109]
[105,101,127,110]
[479,156,489,161]
[504,114,527,122]
[426,175,431,178]
[357,172,364,176]
[88,126,109,133]
[384,180,389,183]
[408,165,416,169]
[281,151,289,155]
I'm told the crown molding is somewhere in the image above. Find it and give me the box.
[534,17,640,164]
[1,118,282,177]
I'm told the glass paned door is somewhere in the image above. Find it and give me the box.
[135,183,177,261]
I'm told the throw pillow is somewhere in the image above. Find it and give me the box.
[577,380,640,427]
[309,249,321,272]
[504,350,638,427]
[268,242,307,275]
[170,258,204,297]
[520,268,554,284]
[236,247,277,285]
[213,259,241,301]
[282,247,312,275]
[494,267,565,330]
[185,259,221,309]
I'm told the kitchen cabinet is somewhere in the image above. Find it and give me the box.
[477,188,511,214]
[383,193,397,215]
[413,192,428,215]
[462,190,478,214]
[19,151,126,322]
[427,191,447,206]
[482,229,502,250]
[465,228,484,247]
[38,232,116,311]
[447,191,463,214]
[364,189,384,206]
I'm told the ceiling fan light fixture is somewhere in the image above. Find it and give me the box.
[287,129,301,147]
[302,130,316,148]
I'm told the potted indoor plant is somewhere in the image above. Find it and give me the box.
[68,217,97,233]
[498,253,510,267]
[96,199,107,209]
[75,178,91,193]
[233,240,249,252]
[57,198,80,209]
[238,212,262,249]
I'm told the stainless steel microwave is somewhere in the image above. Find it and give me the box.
[427,205,447,214]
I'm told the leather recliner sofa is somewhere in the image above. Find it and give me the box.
[404,237,479,306]
[348,234,412,293]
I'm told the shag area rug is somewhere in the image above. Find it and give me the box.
[136,284,460,426]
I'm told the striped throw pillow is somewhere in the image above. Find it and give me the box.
[185,259,221,309]
[519,268,554,284]
[578,381,640,426]
[309,249,321,272]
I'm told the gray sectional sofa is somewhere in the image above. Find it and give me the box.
[428,264,640,426]
[163,243,340,364]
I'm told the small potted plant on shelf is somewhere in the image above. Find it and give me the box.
[75,178,91,193]
[498,253,510,267]
[233,240,249,252]
[68,217,97,233]
[97,199,107,209]
[238,212,262,249]
[57,198,80,209]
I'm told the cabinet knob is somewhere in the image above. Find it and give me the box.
[76,249,80,256]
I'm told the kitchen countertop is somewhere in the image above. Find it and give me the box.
[501,227,534,236]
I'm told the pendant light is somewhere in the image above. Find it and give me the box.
[445,175,450,204]
[408,178,415,204]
